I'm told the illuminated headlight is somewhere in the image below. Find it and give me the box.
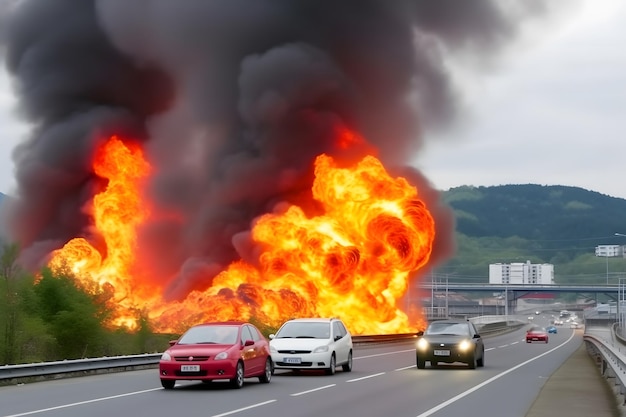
[161,351,172,361]
[313,345,329,353]
[458,340,471,351]
[214,351,228,360]
[417,338,429,351]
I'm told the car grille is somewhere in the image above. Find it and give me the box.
[174,356,210,361]
[276,350,311,354]
[275,361,313,367]
[174,370,208,377]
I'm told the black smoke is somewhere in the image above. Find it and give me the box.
[0,0,550,298]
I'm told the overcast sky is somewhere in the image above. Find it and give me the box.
[415,0,626,199]
[0,0,624,199]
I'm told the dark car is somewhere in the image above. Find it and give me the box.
[159,321,272,389]
[416,320,485,369]
[526,326,549,343]
[547,325,557,334]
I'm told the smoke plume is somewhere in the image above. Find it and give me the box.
[1,0,549,298]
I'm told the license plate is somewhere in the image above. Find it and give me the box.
[434,350,450,356]
[181,365,200,372]
[283,357,302,364]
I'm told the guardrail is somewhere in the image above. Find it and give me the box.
[0,334,419,385]
[584,333,626,404]
[0,324,524,386]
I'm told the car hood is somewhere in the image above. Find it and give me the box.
[421,335,471,344]
[270,338,329,350]
[167,344,234,356]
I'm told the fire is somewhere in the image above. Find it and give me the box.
[48,134,436,335]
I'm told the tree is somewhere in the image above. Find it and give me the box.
[0,243,22,364]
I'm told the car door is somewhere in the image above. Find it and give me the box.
[240,325,261,375]
[332,321,349,364]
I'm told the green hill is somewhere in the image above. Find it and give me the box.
[437,184,626,285]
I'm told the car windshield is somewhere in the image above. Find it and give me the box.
[425,322,469,336]
[275,322,331,339]
[178,325,239,345]
[529,327,545,333]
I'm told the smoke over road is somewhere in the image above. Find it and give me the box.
[0,0,551,299]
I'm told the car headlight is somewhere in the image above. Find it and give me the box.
[458,340,471,351]
[313,345,329,353]
[417,338,429,351]
[161,351,172,361]
[214,351,228,360]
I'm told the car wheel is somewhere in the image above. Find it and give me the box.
[416,354,425,369]
[161,379,175,390]
[545,339,549,344]
[468,353,477,369]
[342,351,353,372]
[325,354,336,375]
[259,358,272,383]
[230,362,244,389]
[477,348,485,367]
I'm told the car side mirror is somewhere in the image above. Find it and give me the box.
[244,339,255,347]
[168,339,178,346]
[334,335,342,341]
[417,331,424,337]
[473,334,481,339]
[269,334,275,339]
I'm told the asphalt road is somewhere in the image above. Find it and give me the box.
[0,317,583,417]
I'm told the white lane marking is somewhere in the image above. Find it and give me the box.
[2,388,161,417]
[415,330,576,417]
[511,341,519,345]
[211,400,276,417]
[355,349,415,360]
[346,372,385,382]
[485,348,496,351]
[290,384,336,397]
[498,345,509,348]
[395,365,416,371]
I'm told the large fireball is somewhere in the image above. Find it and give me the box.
[49,135,435,334]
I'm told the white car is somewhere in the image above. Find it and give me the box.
[269,318,353,375]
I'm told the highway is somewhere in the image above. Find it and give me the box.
[0,315,585,417]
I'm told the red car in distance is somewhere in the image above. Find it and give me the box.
[159,321,272,389]
[526,326,549,344]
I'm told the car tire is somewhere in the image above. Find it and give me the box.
[325,354,336,375]
[477,348,485,367]
[342,351,353,372]
[468,353,477,369]
[259,358,272,383]
[416,354,426,369]
[161,379,175,390]
[230,362,244,389]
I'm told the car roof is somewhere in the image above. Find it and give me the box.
[194,321,247,327]
[284,318,338,322]
[428,319,471,325]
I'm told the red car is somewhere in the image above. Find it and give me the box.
[159,321,272,389]
[526,326,549,343]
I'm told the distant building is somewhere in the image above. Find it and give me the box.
[489,260,554,285]
[595,245,624,257]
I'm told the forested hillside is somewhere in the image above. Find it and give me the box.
[437,184,626,285]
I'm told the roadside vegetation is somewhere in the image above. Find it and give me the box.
[2,184,625,364]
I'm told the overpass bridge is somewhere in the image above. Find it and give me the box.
[418,282,619,296]
[417,282,624,319]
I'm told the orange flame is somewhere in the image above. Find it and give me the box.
[48,134,435,334]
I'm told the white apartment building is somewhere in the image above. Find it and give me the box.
[595,245,625,257]
[489,260,554,285]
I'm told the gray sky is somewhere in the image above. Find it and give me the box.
[415,0,626,199]
[0,0,625,199]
